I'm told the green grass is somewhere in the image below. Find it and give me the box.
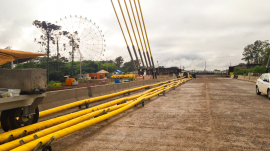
[48,80,63,89]
[47,85,62,89]
[106,82,115,85]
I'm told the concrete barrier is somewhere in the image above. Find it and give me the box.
[88,86,102,97]
[143,80,152,86]
[243,76,250,81]
[98,84,116,96]
[238,75,245,80]
[137,80,144,87]
[249,76,259,83]
[39,88,84,111]
[75,87,89,101]
[116,83,130,91]
[128,81,136,89]
[152,79,158,84]
[128,81,143,89]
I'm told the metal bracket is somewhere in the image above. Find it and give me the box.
[117,99,127,105]
[19,140,25,145]
[79,100,90,109]
[158,90,165,96]
[34,134,39,139]
[136,99,145,107]
[32,142,42,151]
[123,91,130,96]
[97,108,110,117]
[145,86,150,89]
[104,108,110,114]
[33,136,55,151]
[5,134,13,143]
[19,130,27,138]
[44,136,55,149]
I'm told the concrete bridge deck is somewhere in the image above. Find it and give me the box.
[52,75,270,150]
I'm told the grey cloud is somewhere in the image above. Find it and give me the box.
[1,0,270,70]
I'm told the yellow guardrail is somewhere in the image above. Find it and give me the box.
[10,78,191,151]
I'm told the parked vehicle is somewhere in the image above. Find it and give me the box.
[256,73,270,98]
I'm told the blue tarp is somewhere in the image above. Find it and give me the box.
[115,70,123,74]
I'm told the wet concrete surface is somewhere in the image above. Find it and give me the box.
[52,75,270,150]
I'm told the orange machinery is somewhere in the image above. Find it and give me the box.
[87,73,105,79]
[65,78,75,85]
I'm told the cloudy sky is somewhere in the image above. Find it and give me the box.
[1,0,270,70]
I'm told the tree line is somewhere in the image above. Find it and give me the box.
[242,40,270,65]
[0,55,138,82]
[232,40,270,75]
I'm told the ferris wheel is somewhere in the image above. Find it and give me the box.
[56,15,106,61]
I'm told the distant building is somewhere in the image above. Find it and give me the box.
[155,67,181,75]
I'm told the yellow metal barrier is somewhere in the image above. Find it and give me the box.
[11,78,191,151]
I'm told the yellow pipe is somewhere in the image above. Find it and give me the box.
[0,93,140,144]
[39,79,170,118]
[0,80,173,144]
[39,87,141,118]
[1,88,169,150]
[0,102,132,151]
[11,79,185,151]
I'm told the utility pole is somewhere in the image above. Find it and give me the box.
[106,59,108,72]
[5,46,13,69]
[57,39,59,71]
[47,33,50,83]
[71,38,74,78]
[157,61,159,75]
[205,61,206,71]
